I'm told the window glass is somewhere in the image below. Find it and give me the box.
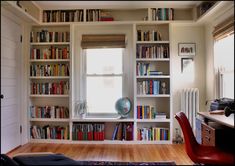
[85,48,123,115]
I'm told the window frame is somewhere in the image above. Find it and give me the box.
[213,33,234,99]
[81,48,126,118]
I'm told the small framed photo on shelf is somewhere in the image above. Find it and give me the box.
[178,43,196,56]
[181,58,194,73]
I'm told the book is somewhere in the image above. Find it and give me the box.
[112,123,119,140]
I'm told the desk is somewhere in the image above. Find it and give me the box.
[197,111,234,128]
[197,111,234,151]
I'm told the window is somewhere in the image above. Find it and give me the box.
[214,34,234,99]
[84,48,123,116]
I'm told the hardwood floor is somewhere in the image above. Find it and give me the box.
[7,143,193,165]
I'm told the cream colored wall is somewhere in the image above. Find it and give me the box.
[170,24,206,133]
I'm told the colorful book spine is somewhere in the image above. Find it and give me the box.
[30,106,69,119]
[137,127,169,141]
[30,81,69,95]
[137,105,156,119]
[30,64,70,77]
[136,45,169,59]
[30,30,70,43]
[30,125,69,140]
[72,123,105,141]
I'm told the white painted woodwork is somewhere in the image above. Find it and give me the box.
[1,13,22,153]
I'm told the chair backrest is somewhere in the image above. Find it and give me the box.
[174,112,199,158]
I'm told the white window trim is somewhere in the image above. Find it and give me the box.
[80,48,126,118]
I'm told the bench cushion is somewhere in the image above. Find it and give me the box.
[13,154,78,165]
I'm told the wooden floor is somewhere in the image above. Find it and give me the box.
[7,143,193,165]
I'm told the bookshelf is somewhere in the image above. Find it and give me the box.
[134,23,171,143]
[12,3,220,144]
[29,25,71,141]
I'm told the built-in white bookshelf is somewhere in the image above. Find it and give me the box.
[134,23,172,143]
[29,25,71,141]
[6,0,225,144]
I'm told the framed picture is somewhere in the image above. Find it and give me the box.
[181,58,194,73]
[178,43,196,56]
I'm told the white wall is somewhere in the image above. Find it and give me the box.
[170,24,206,133]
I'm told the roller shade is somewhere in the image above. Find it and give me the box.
[81,34,126,48]
[213,16,234,41]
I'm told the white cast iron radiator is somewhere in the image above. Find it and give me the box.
[180,88,199,133]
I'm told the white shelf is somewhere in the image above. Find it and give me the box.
[30,95,69,97]
[30,139,171,144]
[136,41,170,44]
[136,75,170,79]
[72,118,134,122]
[136,58,170,62]
[29,76,70,79]
[136,119,170,123]
[30,139,70,144]
[29,59,70,62]
[30,118,70,122]
[1,1,39,24]
[136,94,170,98]
[30,42,70,45]
[71,140,136,144]
[135,140,171,144]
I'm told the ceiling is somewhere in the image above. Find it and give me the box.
[33,1,201,10]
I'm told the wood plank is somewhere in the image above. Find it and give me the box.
[7,143,193,165]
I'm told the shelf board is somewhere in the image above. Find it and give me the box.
[34,20,195,26]
[72,118,134,122]
[29,76,70,79]
[30,139,171,144]
[135,140,171,144]
[30,118,70,122]
[196,1,224,23]
[1,1,39,24]
[29,59,70,62]
[30,139,70,144]
[137,94,170,98]
[136,119,170,123]
[136,41,170,44]
[30,95,69,97]
[71,140,136,144]
[136,58,170,62]
[136,75,170,79]
[30,42,70,45]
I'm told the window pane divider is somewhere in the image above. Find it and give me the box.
[86,74,123,77]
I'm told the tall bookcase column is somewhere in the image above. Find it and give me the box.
[29,25,71,142]
[134,23,172,143]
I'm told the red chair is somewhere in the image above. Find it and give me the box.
[175,111,234,165]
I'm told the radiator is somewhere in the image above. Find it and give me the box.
[180,88,199,133]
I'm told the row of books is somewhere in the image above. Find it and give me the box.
[30,30,70,43]
[151,8,174,21]
[30,106,69,119]
[136,45,169,59]
[86,9,101,22]
[31,81,69,95]
[30,64,70,77]
[137,30,162,41]
[31,125,69,140]
[136,105,167,119]
[86,9,114,22]
[137,80,161,95]
[43,10,83,22]
[136,62,164,76]
[72,123,105,141]
[137,127,170,141]
[112,123,133,141]
[31,46,69,60]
